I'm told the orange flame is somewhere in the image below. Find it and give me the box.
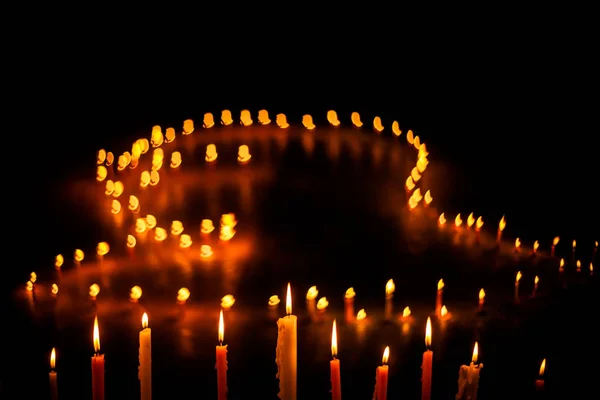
[221,295,235,309]
[286,283,292,315]
[373,116,384,133]
[345,288,355,299]
[385,279,395,296]
[351,112,363,128]
[177,288,190,302]
[203,112,215,128]
[218,309,224,344]
[437,279,444,290]
[392,121,401,136]
[516,271,522,283]
[455,214,463,227]
[472,342,479,363]
[221,110,233,126]
[317,297,329,311]
[534,276,539,286]
[306,286,318,300]
[498,216,506,232]
[515,238,521,249]
[276,113,289,129]
[130,286,142,301]
[438,213,446,226]
[357,309,366,320]
[406,129,414,144]
[51,284,59,295]
[331,319,338,358]
[572,240,576,249]
[302,114,316,130]
[539,359,546,376]
[553,236,560,246]
[402,306,411,318]
[467,213,475,228]
[479,288,485,301]
[440,306,448,318]
[238,145,252,163]
[576,260,581,270]
[205,144,218,162]
[424,190,433,205]
[55,254,64,268]
[93,316,100,353]
[382,346,390,364]
[183,119,194,134]
[258,109,271,125]
[142,312,148,329]
[533,240,539,252]
[50,347,56,370]
[425,317,432,348]
[476,216,484,231]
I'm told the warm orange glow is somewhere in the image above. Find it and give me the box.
[317,297,329,311]
[203,112,215,128]
[93,316,101,353]
[276,113,289,128]
[30,272,37,283]
[440,306,448,318]
[177,288,190,303]
[406,129,414,144]
[74,249,84,262]
[97,149,106,164]
[96,242,110,256]
[258,109,271,125]
[416,156,428,173]
[106,151,114,166]
[596,241,598,248]
[117,152,132,170]
[50,347,56,369]
[425,317,432,348]
[345,288,355,299]
[151,126,163,147]
[201,219,215,234]
[327,110,340,127]
[357,309,366,320]
[479,288,485,301]
[438,213,446,226]
[392,121,401,136]
[146,215,157,229]
[140,171,150,187]
[476,216,484,231]
[200,245,213,258]
[183,119,194,134]
[128,195,140,212]
[219,225,235,241]
[306,286,318,300]
[51,284,59,295]
[455,214,463,227]
[533,240,539,253]
[302,114,316,130]
[221,295,235,309]
[498,216,506,232]
[218,309,224,344]
[238,145,251,163]
[127,234,136,248]
[402,306,411,318]
[179,234,192,248]
[515,238,521,249]
[221,213,237,227]
[382,346,390,365]
[240,110,253,126]
[135,218,147,233]
[373,116,384,133]
[553,236,560,246]
[534,276,539,286]
[405,176,415,191]
[516,271,522,283]
[205,144,218,162]
[559,258,565,270]
[385,279,395,296]
[149,170,160,186]
[154,227,167,242]
[268,295,280,306]
[413,136,421,150]
[572,239,577,249]
[424,190,433,205]
[96,166,107,181]
[221,110,233,126]
[111,199,121,214]
[142,312,148,329]
[105,180,114,195]
[170,151,182,168]
[591,263,594,274]
[577,260,581,270]
[539,359,546,376]
[286,283,292,315]
[437,279,444,291]
[26,281,33,291]
[351,112,363,128]
[165,127,175,143]
[55,254,64,268]
[411,167,421,182]
[171,220,184,235]
[467,213,475,228]
[472,342,479,363]
[89,284,100,298]
[130,286,142,301]
[331,319,338,358]
[113,181,124,197]
[151,148,163,171]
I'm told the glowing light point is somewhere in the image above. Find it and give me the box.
[89,283,100,299]
[170,151,182,168]
[177,287,190,303]
[179,234,192,248]
[150,126,164,147]
[203,113,215,129]
[351,112,363,127]
[200,245,213,258]
[392,121,402,136]
[268,295,280,306]
[96,242,110,256]
[302,114,316,130]
[276,113,289,129]
[205,144,218,163]
[165,127,175,143]
[240,109,253,126]
[96,166,107,182]
[201,219,215,234]
[97,149,107,164]
[51,284,59,295]
[106,152,114,166]
[258,109,271,125]
[126,235,136,248]
[221,110,233,126]
[182,119,194,135]
[317,297,329,311]
[221,295,235,309]
[306,286,318,301]
[238,145,251,163]
[154,227,167,242]
[74,249,85,263]
[373,116,384,133]
[54,254,64,269]
[406,129,414,144]
[327,110,341,127]
[130,286,142,301]
[171,220,184,235]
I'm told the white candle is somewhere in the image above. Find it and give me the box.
[139,312,152,400]
[276,283,297,400]
[456,342,483,400]
[49,347,58,400]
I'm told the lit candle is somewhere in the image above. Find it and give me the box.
[478,289,485,308]
[49,347,58,400]
[216,309,228,400]
[421,317,433,400]
[532,276,539,297]
[551,236,559,257]
[276,283,297,400]
[535,358,546,391]
[91,316,105,400]
[385,279,394,319]
[374,346,389,400]
[139,312,151,400]
[497,215,506,243]
[344,288,355,323]
[435,279,444,317]
[330,320,341,400]
[572,240,576,261]
[594,241,598,261]
[456,342,483,400]
[515,271,522,302]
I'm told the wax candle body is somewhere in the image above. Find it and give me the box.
[139,327,152,400]
[330,358,341,400]
[91,354,105,400]
[435,290,442,317]
[216,345,228,400]
[456,363,482,400]
[375,365,388,400]
[384,296,393,319]
[49,371,58,400]
[344,297,354,323]
[421,350,432,400]
[535,379,544,391]
[276,315,297,400]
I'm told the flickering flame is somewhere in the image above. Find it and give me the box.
[154,227,167,241]
[539,358,546,376]
[405,176,415,191]
[149,170,160,186]
[476,216,484,230]
[112,181,124,197]
[425,317,432,348]
[128,195,140,212]
[533,241,539,252]
[117,152,131,171]
[306,286,318,300]
[424,190,433,205]
[221,213,237,227]
[177,287,190,302]
[238,145,251,163]
[201,219,215,234]
[221,295,235,309]
[357,309,366,320]
[135,218,147,233]
[351,112,363,127]
[30,272,37,283]
[441,306,448,318]
[479,288,485,301]
[151,148,163,171]
[373,116,384,132]
[96,166,107,181]
[205,144,218,162]
[559,258,565,269]
[203,112,215,128]
[416,157,428,173]
[392,121,401,136]
[93,316,100,353]
[219,225,235,241]
[411,167,421,182]
[170,151,182,168]
[382,346,390,365]
[55,254,63,268]
[171,220,184,235]
[96,242,110,256]
[286,283,292,315]
[438,213,446,226]
[105,180,114,195]
[402,306,411,318]
[130,286,142,301]
[572,240,576,249]
[268,295,280,306]
[74,249,84,262]
[385,279,395,296]
[472,342,479,363]
[218,310,224,343]
[418,143,429,158]
[142,312,148,329]
[127,235,136,248]
[327,110,340,127]
[200,245,213,258]
[276,113,289,128]
[534,276,539,285]
[576,260,581,270]
[50,347,56,369]
[467,213,475,228]
[498,216,506,232]
[240,110,253,126]
[331,319,338,358]
[553,236,560,246]
[596,241,598,248]
[302,114,316,130]
[151,126,163,147]
[140,171,150,187]
[111,199,121,214]
[345,287,355,299]
[455,214,463,227]
[106,152,114,166]
[179,234,192,248]
[97,149,106,164]
[89,284,100,298]
[515,238,521,249]
[413,136,421,150]
[317,297,329,310]
[183,119,194,134]
[258,109,271,125]
[516,271,522,282]
[407,129,414,144]
[51,284,59,295]
[26,281,33,291]
[221,110,233,126]
[438,279,444,290]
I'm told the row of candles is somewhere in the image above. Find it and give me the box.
[41,281,550,400]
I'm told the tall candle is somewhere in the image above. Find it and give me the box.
[216,309,228,400]
[535,359,545,391]
[139,312,152,400]
[344,288,355,323]
[478,289,485,309]
[435,279,444,317]
[515,271,522,303]
[497,215,506,243]
[551,236,559,257]
[91,316,105,400]
[49,347,58,400]
[456,342,483,400]
[276,283,297,400]
[421,318,433,400]
[384,279,395,319]
[330,320,341,400]
[374,346,389,400]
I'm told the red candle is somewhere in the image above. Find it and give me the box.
[91,316,105,400]
[535,359,546,391]
[216,310,228,400]
[374,346,389,400]
[421,317,433,400]
[330,320,341,400]
[435,280,444,317]
[344,288,355,324]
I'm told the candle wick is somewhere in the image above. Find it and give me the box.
[219,340,223,346]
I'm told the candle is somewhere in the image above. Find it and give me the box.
[435,279,444,317]
[478,289,485,308]
[344,288,355,323]
[515,271,522,302]
[421,317,433,400]
[374,346,389,400]
[216,309,228,400]
[497,215,506,243]
[330,320,341,400]
[532,276,539,297]
[572,240,576,261]
[49,347,58,400]
[139,312,152,400]
[385,279,394,319]
[535,358,546,391]
[91,316,105,400]
[276,283,297,400]
[551,236,559,257]
[456,342,483,400]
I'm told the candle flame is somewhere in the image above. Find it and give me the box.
[572,240,576,249]
[385,279,395,296]
[553,236,560,246]
[467,213,475,227]
[331,319,338,358]
[516,271,522,282]
[345,287,355,299]
[437,279,444,291]
[93,316,100,353]
[498,216,506,232]
[472,342,479,363]
[479,288,485,301]
[515,238,521,249]
[357,309,366,320]
[438,213,446,226]
[560,258,565,268]
[595,241,598,248]
[539,358,546,376]
[142,312,148,329]
[475,216,484,230]
[455,214,463,227]
[218,309,224,344]
[268,295,280,306]
[286,283,292,315]
[382,346,390,365]
[441,305,448,318]
[402,306,411,318]
[50,347,56,370]
[425,317,432,348]
[577,260,581,270]
[533,240,539,252]
[51,284,59,295]
[534,276,539,285]
[591,263,594,273]
[306,286,318,300]
[316,297,329,311]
